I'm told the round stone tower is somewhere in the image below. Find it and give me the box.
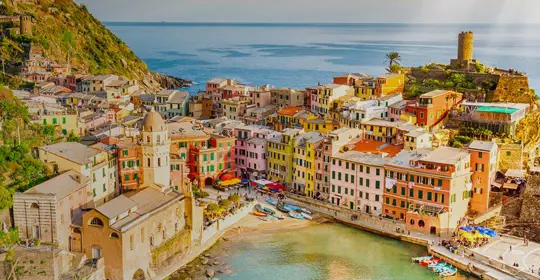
[19,15,32,36]
[457,31,473,61]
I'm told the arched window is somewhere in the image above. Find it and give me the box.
[147,135,150,143]
[149,235,154,246]
[89,217,104,227]
[158,158,161,167]
[30,203,39,209]
[110,232,119,239]
[418,220,425,228]
[147,158,151,167]
[410,219,415,225]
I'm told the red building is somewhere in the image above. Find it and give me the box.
[405,90,463,128]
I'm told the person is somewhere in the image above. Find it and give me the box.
[499,255,504,261]
[510,245,512,252]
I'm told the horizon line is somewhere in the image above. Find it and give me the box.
[102,21,540,25]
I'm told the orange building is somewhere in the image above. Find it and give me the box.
[333,73,372,86]
[383,147,472,235]
[405,90,463,128]
[375,73,405,96]
[117,139,143,192]
[468,140,498,214]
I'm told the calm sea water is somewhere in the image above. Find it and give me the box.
[216,223,468,280]
[105,22,540,92]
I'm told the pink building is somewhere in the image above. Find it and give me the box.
[234,125,279,179]
[250,90,272,108]
[330,151,389,215]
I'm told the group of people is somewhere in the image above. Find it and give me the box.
[455,236,490,248]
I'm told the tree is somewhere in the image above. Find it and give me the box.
[218,199,231,210]
[66,131,80,142]
[386,64,402,74]
[228,194,241,206]
[385,51,401,67]
[205,202,220,220]
[0,186,13,210]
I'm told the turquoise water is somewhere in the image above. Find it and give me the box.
[106,22,540,92]
[217,223,462,280]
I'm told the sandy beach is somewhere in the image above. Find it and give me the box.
[168,201,329,280]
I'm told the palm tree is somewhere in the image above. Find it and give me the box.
[385,52,402,67]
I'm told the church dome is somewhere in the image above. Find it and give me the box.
[142,107,166,132]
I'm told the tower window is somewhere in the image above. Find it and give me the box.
[147,135,150,143]
[147,158,151,167]
[158,158,161,167]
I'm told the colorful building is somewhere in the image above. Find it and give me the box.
[292,132,325,197]
[271,88,305,107]
[333,73,372,86]
[223,96,250,121]
[311,84,353,116]
[468,140,498,214]
[234,125,280,179]
[273,106,306,131]
[383,147,472,235]
[116,138,143,192]
[455,102,529,137]
[206,77,236,93]
[375,73,405,96]
[405,90,463,128]
[267,128,302,185]
[303,116,341,134]
[330,151,389,214]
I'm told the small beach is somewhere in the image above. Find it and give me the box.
[167,201,471,280]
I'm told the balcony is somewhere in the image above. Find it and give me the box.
[407,202,446,218]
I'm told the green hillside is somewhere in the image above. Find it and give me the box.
[0,0,188,89]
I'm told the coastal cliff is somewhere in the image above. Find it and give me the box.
[0,0,189,90]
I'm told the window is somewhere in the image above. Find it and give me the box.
[366,179,370,187]
[401,201,405,208]
[332,185,335,192]
[418,190,423,199]
[351,175,355,184]
[103,184,106,192]
[506,151,511,156]
[376,169,380,176]
[366,167,370,174]
[386,197,390,204]
[478,152,483,158]
[90,217,104,227]
[375,181,380,189]
[125,174,129,181]
[52,118,57,124]
[375,195,379,202]
[451,194,456,203]
[147,158,151,167]
[438,179,442,187]
[409,189,414,198]
[110,232,119,239]
[338,186,341,194]
[62,117,66,124]
[401,187,405,196]
[427,192,432,201]
[93,188,96,197]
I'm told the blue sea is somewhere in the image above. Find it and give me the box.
[105,22,540,92]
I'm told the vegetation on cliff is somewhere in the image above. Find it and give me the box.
[0,86,56,210]
[0,0,188,89]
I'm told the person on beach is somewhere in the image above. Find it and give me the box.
[510,245,512,252]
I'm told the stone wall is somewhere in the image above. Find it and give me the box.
[0,246,72,280]
[491,75,533,103]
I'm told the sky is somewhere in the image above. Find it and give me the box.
[76,0,540,24]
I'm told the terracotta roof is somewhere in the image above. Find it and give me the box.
[277,106,303,116]
[352,139,403,157]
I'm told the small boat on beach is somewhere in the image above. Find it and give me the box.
[440,267,457,277]
[411,256,432,263]
[255,204,265,212]
[428,262,447,269]
[252,210,268,217]
[277,202,290,213]
[288,211,304,220]
[266,198,277,206]
[262,207,276,215]
[420,257,440,266]
[271,213,284,220]
[300,212,313,220]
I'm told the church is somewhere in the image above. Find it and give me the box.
[81,108,204,280]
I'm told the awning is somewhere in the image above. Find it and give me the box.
[503,183,519,190]
[505,169,525,178]
[218,178,241,186]
[530,166,540,173]
[253,179,273,186]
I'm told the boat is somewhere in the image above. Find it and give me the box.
[255,204,265,212]
[266,198,277,206]
[262,207,276,215]
[412,256,433,263]
[252,210,268,217]
[420,258,440,266]
[300,212,313,220]
[285,204,302,212]
[277,202,290,213]
[300,208,312,214]
[428,262,447,268]
[289,211,304,220]
[271,213,284,220]
[433,264,452,274]
[440,267,457,277]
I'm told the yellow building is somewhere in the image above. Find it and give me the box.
[354,84,377,100]
[360,118,421,144]
[38,113,80,136]
[312,84,353,116]
[274,106,307,131]
[267,129,302,185]
[38,142,115,206]
[376,73,405,96]
[292,132,325,197]
[222,96,250,121]
[303,116,341,134]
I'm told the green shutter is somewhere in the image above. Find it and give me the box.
[427,192,432,201]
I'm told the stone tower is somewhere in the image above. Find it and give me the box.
[19,15,32,36]
[140,107,171,192]
[457,31,473,62]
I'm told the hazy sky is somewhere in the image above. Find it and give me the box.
[77,0,540,24]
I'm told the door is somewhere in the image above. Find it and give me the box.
[92,247,102,259]
[336,198,341,206]
[32,226,40,239]
[365,205,371,214]
[430,226,437,235]
[349,202,354,210]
